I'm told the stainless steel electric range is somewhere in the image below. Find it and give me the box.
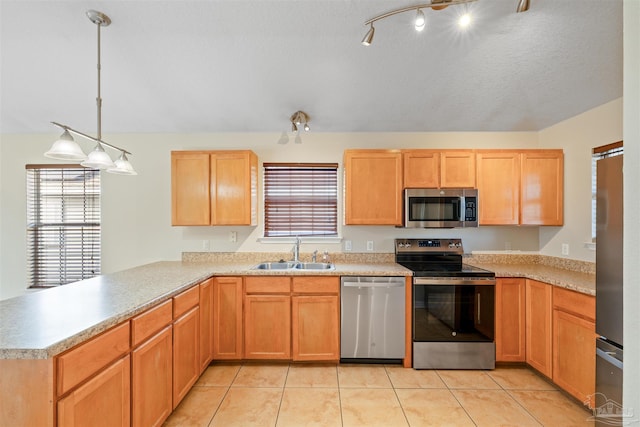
[395,238,496,369]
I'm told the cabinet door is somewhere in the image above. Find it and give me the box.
[244,295,291,359]
[213,277,243,360]
[495,278,526,362]
[525,280,553,378]
[521,150,564,225]
[553,310,596,403]
[58,355,130,427]
[292,295,339,361]
[403,150,440,188]
[344,150,403,225]
[211,151,258,226]
[199,278,214,372]
[476,151,520,225]
[173,306,200,408]
[132,326,173,427]
[171,152,210,226]
[440,150,476,188]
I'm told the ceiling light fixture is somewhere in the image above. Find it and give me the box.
[516,0,530,13]
[361,0,478,45]
[279,111,311,144]
[458,12,472,27]
[414,9,426,31]
[45,10,137,176]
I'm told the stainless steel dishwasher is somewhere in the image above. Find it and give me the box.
[340,276,405,362]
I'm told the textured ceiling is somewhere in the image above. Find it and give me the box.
[0,0,623,134]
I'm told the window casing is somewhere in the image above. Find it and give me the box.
[263,163,338,237]
[26,165,101,287]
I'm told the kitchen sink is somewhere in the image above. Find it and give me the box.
[295,262,335,270]
[251,261,335,271]
[252,261,298,270]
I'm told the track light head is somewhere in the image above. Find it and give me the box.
[516,0,530,12]
[415,9,426,31]
[361,24,375,46]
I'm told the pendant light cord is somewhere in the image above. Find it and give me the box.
[96,20,102,141]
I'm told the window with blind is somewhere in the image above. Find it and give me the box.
[26,165,101,287]
[263,163,338,237]
[592,141,623,240]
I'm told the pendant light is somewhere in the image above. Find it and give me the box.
[46,10,136,176]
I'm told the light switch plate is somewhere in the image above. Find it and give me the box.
[344,240,352,251]
[366,241,374,251]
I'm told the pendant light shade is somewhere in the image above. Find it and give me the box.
[415,9,426,31]
[45,130,87,161]
[81,143,115,169]
[107,152,137,175]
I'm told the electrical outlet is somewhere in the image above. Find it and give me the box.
[344,240,352,251]
[366,241,374,251]
[229,231,237,242]
[561,243,569,256]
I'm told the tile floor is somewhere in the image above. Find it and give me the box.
[163,363,595,427]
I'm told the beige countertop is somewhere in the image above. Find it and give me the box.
[0,256,594,360]
[0,261,410,360]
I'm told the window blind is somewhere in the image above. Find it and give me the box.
[263,163,338,237]
[26,166,101,287]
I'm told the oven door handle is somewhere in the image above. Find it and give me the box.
[413,278,495,286]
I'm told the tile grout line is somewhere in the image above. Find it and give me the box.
[272,363,290,427]
[336,364,344,427]
[384,364,412,427]
[205,363,242,427]
[435,369,479,427]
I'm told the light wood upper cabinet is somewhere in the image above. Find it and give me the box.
[476,149,563,226]
[403,150,475,188]
[552,287,596,403]
[495,278,526,362]
[403,150,440,188]
[525,279,553,378]
[440,150,476,188]
[171,150,258,226]
[476,151,521,225]
[521,150,564,225]
[344,149,403,225]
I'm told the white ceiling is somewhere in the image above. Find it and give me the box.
[0,0,623,134]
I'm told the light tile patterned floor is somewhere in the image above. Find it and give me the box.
[163,363,594,427]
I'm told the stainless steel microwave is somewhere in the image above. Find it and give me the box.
[404,188,478,228]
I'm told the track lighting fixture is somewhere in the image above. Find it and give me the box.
[45,10,136,175]
[279,111,311,145]
[361,24,375,46]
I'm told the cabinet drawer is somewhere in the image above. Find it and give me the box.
[131,300,173,346]
[245,276,291,294]
[57,322,130,396]
[553,287,595,321]
[173,285,200,319]
[292,277,339,294]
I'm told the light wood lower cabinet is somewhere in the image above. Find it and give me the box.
[58,355,131,427]
[173,306,200,408]
[552,287,596,403]
[132,326,173,427]
[199,278,214,371]
[244,277,291,359]
[525,279,553,378]
[292,276,340,361]
[495,278,526,362]
[213,276,243,359]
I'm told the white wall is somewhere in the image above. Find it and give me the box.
[0,116,622,301]
[623,0,640,419]
[538,98,623,262]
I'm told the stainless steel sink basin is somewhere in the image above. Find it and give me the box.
[251,261,335,271]
[252,261,299,270]
[294,262,335,271]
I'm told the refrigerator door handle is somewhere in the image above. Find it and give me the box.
[596,347,623,370]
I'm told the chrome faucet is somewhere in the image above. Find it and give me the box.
[312,250,318,263]
[292,237,301,262]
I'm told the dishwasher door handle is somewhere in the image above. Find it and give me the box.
[341,282,405,288]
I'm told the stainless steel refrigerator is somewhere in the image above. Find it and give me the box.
[595,153,624,426]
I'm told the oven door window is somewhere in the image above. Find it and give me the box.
[413,284,494,342]
[408,197,461,222]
